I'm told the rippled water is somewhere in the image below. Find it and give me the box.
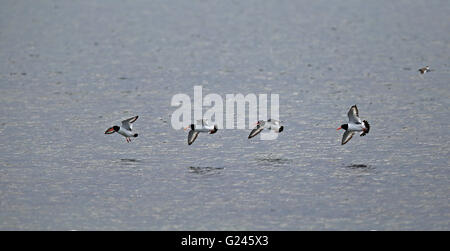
[0,0,449,230]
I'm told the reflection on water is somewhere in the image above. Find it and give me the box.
[120,158,140,163]
[187,166,225,180]
[112,158,143,167]
[255,153,293,166]
[346,164,369,168]
[188,166,224,176]
[256,157,292,164]
[340,163,377,176]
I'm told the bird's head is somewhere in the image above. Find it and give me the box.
[183,124,196,131]
[337,124,348,131]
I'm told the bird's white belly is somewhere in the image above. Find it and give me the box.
[268,125,281,132]
[194,128,210,133]
[348,123,364,131]
[118,129,133,137]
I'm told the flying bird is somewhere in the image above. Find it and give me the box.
[248,119,284,139]
[337,105,370,145]
[105,116,139,143]
[418,66,431,74]
[185,119,218,145]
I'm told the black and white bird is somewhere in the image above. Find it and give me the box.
[185,119,218,145]
[418,66,431,74]
[337,105,370,145]
[248,119,284,139]
[105,116,139,143]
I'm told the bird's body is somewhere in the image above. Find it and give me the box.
[337,105,370,145]
[105,116,139,143]
[186,119,218,145]
[418,66,431,74]
[116,127,136,138]
[248,119,284,139]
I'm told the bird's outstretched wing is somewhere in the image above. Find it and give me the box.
[248,123,264,139]
[121,116,139,131]
[268,119,281,126]
[188,130,200,145]
[347,105,362,124]
[341,131,355,145]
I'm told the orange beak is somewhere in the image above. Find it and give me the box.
[184,125,190,131]
[336,127,342,130]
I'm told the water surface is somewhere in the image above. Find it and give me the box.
[0,0,449,230]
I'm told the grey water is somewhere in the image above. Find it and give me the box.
[0,0,449,230]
